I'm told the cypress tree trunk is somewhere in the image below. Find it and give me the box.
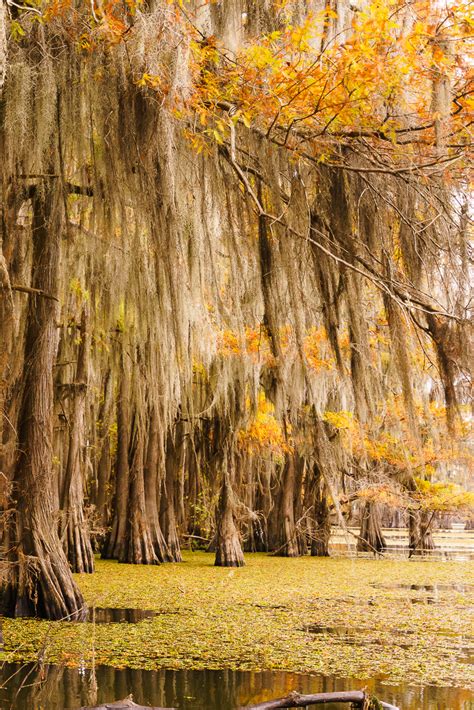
[310,465,331,557]
[144,409,171,562]
[0,186,86,620]
[94,368,114,530]
[214,469,245,568]
[160,429,183,562]
[59,309,94,573]
[0,237,13,529]
[160,434,182,562]
[357,502,386,554]
[119,406,157,565]
[274,454,300,557]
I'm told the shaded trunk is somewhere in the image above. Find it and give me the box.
[0,239,13,542]
[94,368,114,530]
[59,309,94,573]
[357,502,386,554]
[310,465,331,557]
[0,186,86,620]
[160,429,183,562]
[103,354,130,560]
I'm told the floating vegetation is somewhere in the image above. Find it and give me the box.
[1,554,473,690]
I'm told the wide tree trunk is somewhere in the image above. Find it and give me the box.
[214,467,244,568]
[0,185,86,620]
[357,502,386,554]
[59,309,94,573]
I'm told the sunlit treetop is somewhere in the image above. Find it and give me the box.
[8,0,473,177]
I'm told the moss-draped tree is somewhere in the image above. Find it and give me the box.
[0,0,471,618]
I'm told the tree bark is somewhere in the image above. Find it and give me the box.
[357,502,386,554]
[0,186,86,620]
[119,404,157,565]
[214,468,244,568]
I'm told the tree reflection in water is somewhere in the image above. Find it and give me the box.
[0,662,472,709]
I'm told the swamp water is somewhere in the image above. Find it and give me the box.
[2,549,473,708]
[0,662,473,710]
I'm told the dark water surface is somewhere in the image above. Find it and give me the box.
[88,608,158,623]
[0,662,472,710]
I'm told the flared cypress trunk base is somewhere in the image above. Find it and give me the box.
[214,534,245,567]
[1,531,87,620]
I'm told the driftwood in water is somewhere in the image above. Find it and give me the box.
[79,697,175,710]
[241,690,399,709]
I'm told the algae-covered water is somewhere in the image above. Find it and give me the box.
[1,550,473,708]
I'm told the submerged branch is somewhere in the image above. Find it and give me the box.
[241,690,399,709]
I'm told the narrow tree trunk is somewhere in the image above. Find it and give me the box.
[160,430,182,562]
[357,502,386,554]
[103,353,130,560]
[144,410,171,562]
[0,239,13,537]
[311,466,331,557]
[214,470,245,567]
[0,186,86,620]
[94,369,114,530]
[119,406,157,565]
[274,454,300,557]
[60,309,94,573]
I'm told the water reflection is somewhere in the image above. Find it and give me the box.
[329,543,474,562]
[0,662,472,710]
[301,625,474,663]
[370,584,473,593]
[87,608,158,624]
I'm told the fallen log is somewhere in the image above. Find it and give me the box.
[79,697,175,710]
[240,690,399,709]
